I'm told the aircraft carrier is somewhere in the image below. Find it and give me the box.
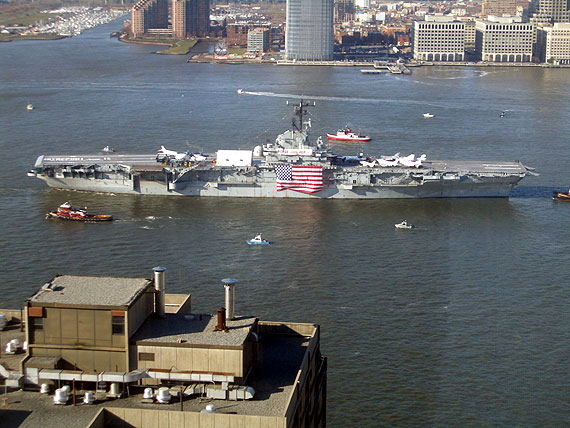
[28,101,534,199]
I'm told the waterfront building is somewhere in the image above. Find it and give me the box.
[132,0,209,38]
[536,22,570,63]
[459,18,477,52]
[481,0,518,19]
[2,267,326,427]
[131,0,169,37]
[285,0,334,61]
[247,27,270,53]
[475,16,535,62]
[530,0,570,24]
[412,15,466,61]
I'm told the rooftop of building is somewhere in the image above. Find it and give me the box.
[133,313,257,347]
[27,275,152,307]
[1,323,313,427]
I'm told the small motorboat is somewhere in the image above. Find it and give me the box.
[552,190,570,201]
[237,89,245,94]
[46,202,113,222]
[395,220,415,229]
[246,233,271,245]
[101,146,116,153]
[326,128,371,142]
[26,103,34,111]
[423,113,434,118]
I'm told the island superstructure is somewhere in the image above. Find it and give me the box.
[28,100,534,199]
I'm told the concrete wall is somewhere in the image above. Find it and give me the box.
[93,408,286,428]
[135,344,244,378]
[164,293,192,315]
[27,306,129,372]
[128,289,155,337]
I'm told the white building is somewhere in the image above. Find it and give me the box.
[355,0,371,8]
[412,15,466,61]
[475,16,535,62]
[285,0,334,61]
[536,23,570,64]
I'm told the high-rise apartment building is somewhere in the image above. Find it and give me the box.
[132,0,210,38]
[481,0,518,19]
[412,16,466,61]
[530,0,570,23]
[132,0,169,37]
[286,0,334,61]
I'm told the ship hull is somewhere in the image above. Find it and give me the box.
[35,175,519,199]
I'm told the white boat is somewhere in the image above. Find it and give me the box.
[101,146,116,153]
[246,234,270,245]
[237,89,245,94]
[395,220,414,229]
[423,113,434,118]
[326,128,371,142]
[27,103,34,111]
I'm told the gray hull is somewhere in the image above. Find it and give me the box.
[33,166,522,199]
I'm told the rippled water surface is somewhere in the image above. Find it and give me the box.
[1,20,570,427]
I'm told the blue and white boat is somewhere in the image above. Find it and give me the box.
[247,234,271,245]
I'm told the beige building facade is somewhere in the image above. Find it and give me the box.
[412,16,466,61]
[475,17,535,62]
[536,22,570,64]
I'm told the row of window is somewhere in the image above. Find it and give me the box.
[30,315,125,335]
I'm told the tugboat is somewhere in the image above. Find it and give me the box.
[552,190,570,201]
[46,202,113,222]
[326,128,371,142]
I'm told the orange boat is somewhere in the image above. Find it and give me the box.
[46,202,113,222]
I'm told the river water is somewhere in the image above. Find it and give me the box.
[1,20,570,427]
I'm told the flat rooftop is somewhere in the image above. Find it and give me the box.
[133,314,257,347]
[28,275,151,307]
[1,330,311,426]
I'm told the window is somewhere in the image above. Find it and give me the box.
[31,317,43,330]
[112,316,125,335]
[139,352,155,362]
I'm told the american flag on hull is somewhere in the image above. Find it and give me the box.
[275,164,324,193]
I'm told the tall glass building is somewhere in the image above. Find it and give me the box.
[286,0,334,61]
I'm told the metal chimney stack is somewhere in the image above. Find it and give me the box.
[153,266,166,318]
[216,307,227,331]
[221,278,238,320]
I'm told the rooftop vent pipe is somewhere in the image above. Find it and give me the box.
[221,278,238,320]
[215,307,227,332]
[153,267,166,318]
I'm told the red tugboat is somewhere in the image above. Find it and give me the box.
[552,190,570,201]
[326,128,371,142]
[46,202,113,222]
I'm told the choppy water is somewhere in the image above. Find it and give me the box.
[1,20,570,427]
